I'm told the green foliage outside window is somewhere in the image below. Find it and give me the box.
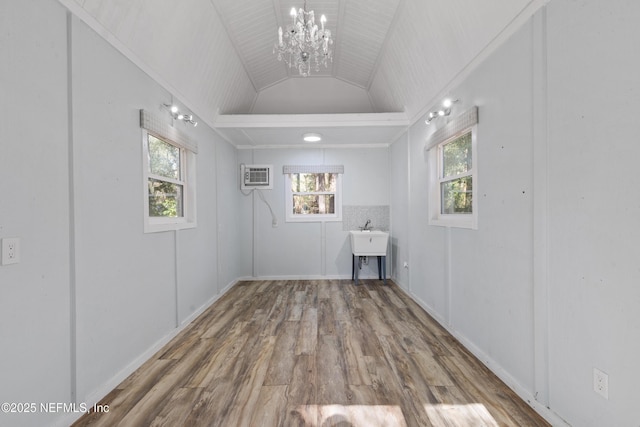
[148,135,180,179]
[441,132,472,214]
[441,176,472,214]
[147,135,183,217]
[290,173,337,215]
[148,179,183,217]
[442,132,472,177]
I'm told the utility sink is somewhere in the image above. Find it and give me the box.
[349,230,389,256]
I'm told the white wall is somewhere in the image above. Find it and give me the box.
[391,2,640,426]
[216,137,251,288]
[72,13,177,402]
[0,1,72,426]
[389,132,410,290]
[72,10,247,415]
[243,147,390,279]
[546,1,640,426]
[0,2,248,426]
[251,77,375,114]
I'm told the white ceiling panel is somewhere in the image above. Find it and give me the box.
[369,0,540,119]
[63,0,546,145]
[333,0,400,89]
[211,0,286,90]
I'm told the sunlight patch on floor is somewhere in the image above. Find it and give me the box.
[295,404,407,426]
[425,403,499,426]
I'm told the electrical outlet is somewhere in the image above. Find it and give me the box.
[1,238,20,265]
[593,368,609,399]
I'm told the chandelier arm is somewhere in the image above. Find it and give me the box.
[274,1,332,76]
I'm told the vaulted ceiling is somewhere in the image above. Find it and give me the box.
[62,0,545,146]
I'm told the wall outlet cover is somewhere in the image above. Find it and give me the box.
[593,367,609,399]
[1,237,20,265]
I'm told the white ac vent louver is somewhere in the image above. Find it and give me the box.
[241,164,273,190]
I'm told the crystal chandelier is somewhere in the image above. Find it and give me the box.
[273,1,333,77]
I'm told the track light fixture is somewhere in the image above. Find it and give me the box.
[424,98,458,125]
[164,103,198,127]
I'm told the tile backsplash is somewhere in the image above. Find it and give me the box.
[343,205,390,231]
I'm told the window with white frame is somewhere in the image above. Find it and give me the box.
[428,107,478,229]
[284,165,343,222]
[140,110,197,233]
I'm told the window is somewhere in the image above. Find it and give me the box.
[284,166,343,222]
[428,107,478,229]
[142,129,196,232]
[440,131,473,215]
[147,134,184,217]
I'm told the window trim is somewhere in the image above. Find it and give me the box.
[142,129,197,233]
[428,124,478,229]
[284,172,343,223]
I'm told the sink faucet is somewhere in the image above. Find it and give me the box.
[362,219,372,231]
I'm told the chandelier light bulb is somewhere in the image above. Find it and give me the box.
[442,98,453,108]
[438,110,445,116]
[170,105,178,114]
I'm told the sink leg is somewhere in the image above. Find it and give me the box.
[382,255,386,285]
[377,256,387,284]
[352,254,354,281]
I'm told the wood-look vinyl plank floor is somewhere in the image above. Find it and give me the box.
[72,279,549,427]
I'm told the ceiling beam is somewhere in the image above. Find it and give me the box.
[214,112,409,128]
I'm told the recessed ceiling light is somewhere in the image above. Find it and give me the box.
[303,133,322,142]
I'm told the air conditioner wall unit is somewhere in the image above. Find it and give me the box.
[241,164,273,190]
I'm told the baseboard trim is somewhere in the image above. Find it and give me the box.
[398,287,569,427]
[62,279,238,427]
[390,274,409,292]
[237,274,382,281]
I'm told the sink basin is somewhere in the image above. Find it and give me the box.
[349,230,389,256]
